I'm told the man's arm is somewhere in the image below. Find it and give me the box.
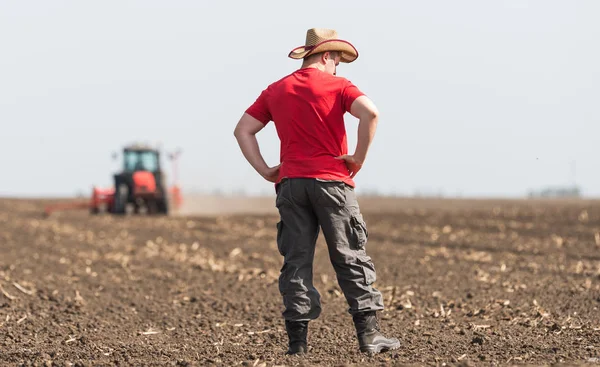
[233,113,280,183]
[349,95,379,164]
[336,95,379,178]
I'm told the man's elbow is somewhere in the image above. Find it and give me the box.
[361,107,379,122]
[234,125,259,142]
[351,96,380,121]
[233,124,242,139]
[370,108,380,120]
[233,120,247,139]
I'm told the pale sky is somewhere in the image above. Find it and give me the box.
[1,0,598,198]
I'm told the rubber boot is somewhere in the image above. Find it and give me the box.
[352,311,400,355]
[285,320,308,355]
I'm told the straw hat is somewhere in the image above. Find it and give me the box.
[288,28,359,63]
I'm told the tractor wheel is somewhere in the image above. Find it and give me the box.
[157,198,169,215]
[146,199,158,215]
[113,184,128,214]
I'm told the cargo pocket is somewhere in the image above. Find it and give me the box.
[350,214,368,250]
[276,220,285,256]
[357,254,377,285]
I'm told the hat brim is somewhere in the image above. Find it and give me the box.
[288,39,358,63]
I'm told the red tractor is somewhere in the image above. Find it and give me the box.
[45,144,182,216]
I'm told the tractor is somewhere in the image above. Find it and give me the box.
[108,144,172,215]
[44,144,182,216]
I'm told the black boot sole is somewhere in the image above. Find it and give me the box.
[286,343,308,355]
[360,339,401,355]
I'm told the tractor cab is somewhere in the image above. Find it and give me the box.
[122,147,161,173]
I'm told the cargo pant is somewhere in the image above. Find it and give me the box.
[275,178,384,322]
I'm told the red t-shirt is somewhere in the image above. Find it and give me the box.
[245,67,365,187]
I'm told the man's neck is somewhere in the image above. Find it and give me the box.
[300,62,325,72]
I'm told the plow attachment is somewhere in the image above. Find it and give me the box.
[44,185,181,216]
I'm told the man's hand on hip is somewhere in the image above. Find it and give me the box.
[260,163,281,183]
[335,154,363,178]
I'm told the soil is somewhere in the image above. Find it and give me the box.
[1,196,599,366]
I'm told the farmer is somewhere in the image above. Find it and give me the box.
[233,28,400,355]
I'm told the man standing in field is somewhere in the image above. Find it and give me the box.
[233,28,400,355]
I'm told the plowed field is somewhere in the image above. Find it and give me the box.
[1,196,599,366]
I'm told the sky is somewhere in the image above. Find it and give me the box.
[1,0,598,198]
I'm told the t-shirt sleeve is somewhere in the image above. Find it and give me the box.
[342,80,366,113]
[245,87,272,125]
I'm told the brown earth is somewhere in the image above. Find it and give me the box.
[1,195,600,366]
